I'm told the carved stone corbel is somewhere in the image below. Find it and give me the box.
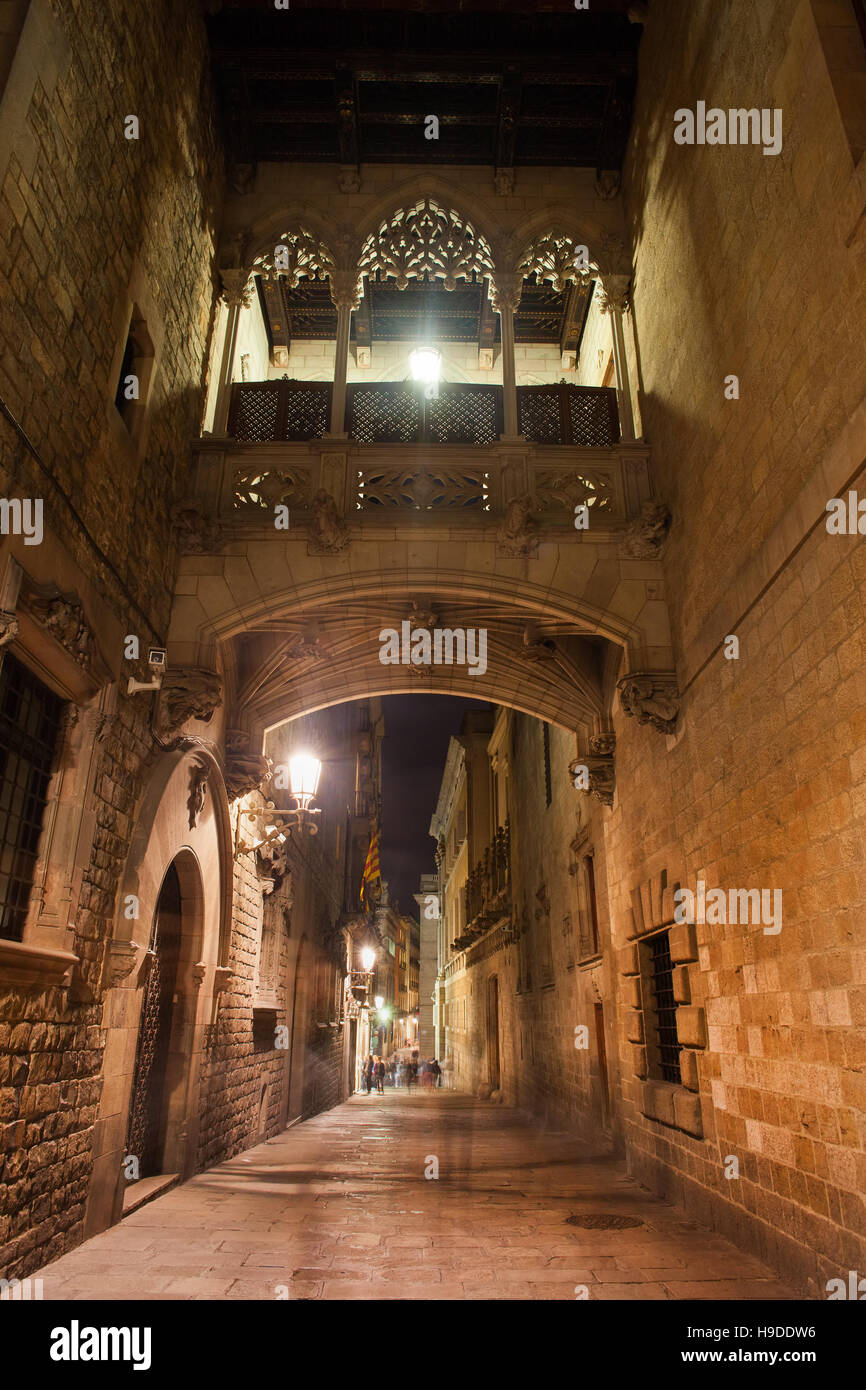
[0,610,18,649]
[569,733,616,807]
[621,501,672,559]
[104,938,148,989]
[224,751,271,802]
[617,673,679,734]
[171,502,223,555]
[157,668,222,739]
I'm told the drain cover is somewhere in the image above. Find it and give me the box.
[566,1214,644,1230]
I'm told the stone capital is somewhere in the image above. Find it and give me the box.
[219,268,253,309]
[329,269,364,312]
[597,273,631,316]
[489,272,524,315]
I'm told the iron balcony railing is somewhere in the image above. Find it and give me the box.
[227,380,620,449]
[453,821,511,950]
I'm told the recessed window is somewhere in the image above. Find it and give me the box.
[642,929,682,1085]
[0,653,64,942]
[114,308,154,431]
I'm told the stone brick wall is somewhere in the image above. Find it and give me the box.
[0,0,220,1278]
[606,0,866,1293]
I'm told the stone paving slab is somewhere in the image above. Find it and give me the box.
[32,1092,804,1300]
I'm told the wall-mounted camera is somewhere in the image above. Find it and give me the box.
[128,649,167,697]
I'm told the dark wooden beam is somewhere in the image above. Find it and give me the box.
[335,65,360,171]
[495,64,521,175]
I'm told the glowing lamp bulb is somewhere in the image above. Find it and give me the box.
[409,347,441,385]
[289,753,321,810]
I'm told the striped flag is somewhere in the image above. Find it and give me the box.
[360,826,381,909]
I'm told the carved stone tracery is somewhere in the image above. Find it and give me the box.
[360,199,495,291]
[253,228,335,289]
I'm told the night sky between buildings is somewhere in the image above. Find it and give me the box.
[380,694,491,917]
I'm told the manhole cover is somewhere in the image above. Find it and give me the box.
[566,1214,644,1230]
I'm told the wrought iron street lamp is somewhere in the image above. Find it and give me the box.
[234,752,322,857]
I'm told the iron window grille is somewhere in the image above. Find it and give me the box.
[647,930,682,1084]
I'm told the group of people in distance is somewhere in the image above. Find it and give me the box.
[361,1052,442,1094]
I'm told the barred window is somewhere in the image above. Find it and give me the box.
[0,654,64,941]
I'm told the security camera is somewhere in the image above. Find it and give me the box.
[128,647,167,696]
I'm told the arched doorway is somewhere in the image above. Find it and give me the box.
[125,862,183,1182]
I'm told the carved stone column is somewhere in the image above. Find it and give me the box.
[597,273,635,443]
[329,271,362,436]
[213,270,252,436]
[491,274,523,438]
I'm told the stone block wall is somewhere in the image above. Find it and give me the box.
[605,0,866,1293]
[0,0,220,1278]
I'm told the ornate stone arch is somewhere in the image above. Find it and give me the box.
[354,174,502,268]
[359,196,496,293]
[85,746,234,1236]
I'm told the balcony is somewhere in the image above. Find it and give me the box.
[227,380,620,449]
[452,822,511,951]
[196,382,651,527]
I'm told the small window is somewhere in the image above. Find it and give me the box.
[0,653,64,941]
[642,930,682,1085]
[542,722,552,807]
[114,308,154,431]
[585,853,600,956]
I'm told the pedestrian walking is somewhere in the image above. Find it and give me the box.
[406,1059,417,1090]
[363,1054,374,1094]
[432,1058,442,1088]
[375,1058,385,1094]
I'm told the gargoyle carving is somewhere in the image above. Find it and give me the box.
[621,501,671,559]
[617,673,679,734]
[158,668,222,738]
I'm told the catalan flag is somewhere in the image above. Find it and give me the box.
[360,826,381,909]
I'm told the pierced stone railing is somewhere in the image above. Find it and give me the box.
[191,435,653,526]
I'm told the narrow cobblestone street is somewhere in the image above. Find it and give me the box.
[35,1093,798,1301]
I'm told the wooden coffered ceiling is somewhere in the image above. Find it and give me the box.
[205,1,641,173]
[256,272,594,355]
